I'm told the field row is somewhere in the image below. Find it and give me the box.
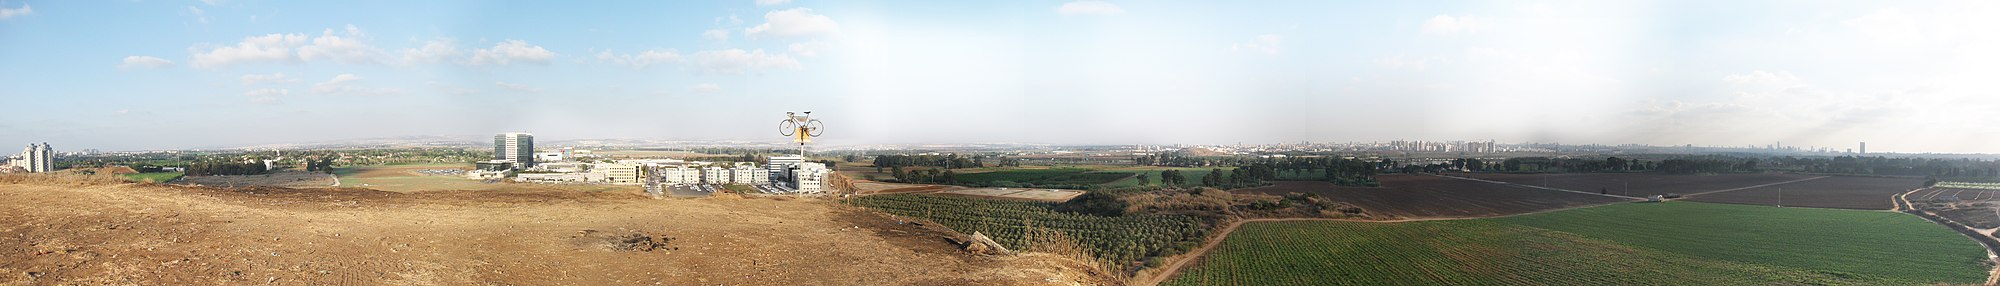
[1169,202,1989,285]
[1234,175,1631,219]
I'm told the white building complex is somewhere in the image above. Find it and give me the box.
[596,162,643,185]
[729,163,769,185]
[789,162,829,193]
[765,155,829,193]
[6,143,54,173]
[508,152,824,194]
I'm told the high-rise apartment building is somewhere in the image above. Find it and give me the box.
[8,143,54,173]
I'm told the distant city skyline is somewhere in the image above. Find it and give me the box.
[3,1,1997,153]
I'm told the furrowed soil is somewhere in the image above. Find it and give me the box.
[1456,173,1816,198]
[1235,175,1631,219]
[0,181,1106,285]
[1684,176,1926,209]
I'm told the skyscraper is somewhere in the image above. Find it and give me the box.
[1860,142,1866,155]
[494,133,534,169]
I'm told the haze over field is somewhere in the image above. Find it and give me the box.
[2,0,1997,152]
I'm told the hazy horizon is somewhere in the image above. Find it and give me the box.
[4,1,1997,153]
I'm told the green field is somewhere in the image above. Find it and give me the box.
[334,164,497,192]
[1168,202,1989,285]
[120,172,184,183]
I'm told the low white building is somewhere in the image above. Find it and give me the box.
[465,170,510,180]
[702,166,726,184]
[538,162,587,173]
[653,165,701,185]
[594,162,643,185]
[728,163,767,185]
[535,152,565,163]
[517,173,587,183]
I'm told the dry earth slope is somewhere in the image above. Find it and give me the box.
[0,179,1110,285]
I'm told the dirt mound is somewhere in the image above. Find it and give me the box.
[570,229,678,252]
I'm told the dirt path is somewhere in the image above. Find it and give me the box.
[1133,201,1630,286]
[1684,176,1828,197]
[1432,174,1645,200]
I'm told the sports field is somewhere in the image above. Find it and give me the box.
[1168,202,1988,285]
[119,172,184,183]
[334,164,494,192]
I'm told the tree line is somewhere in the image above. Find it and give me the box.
[184,161,268,176]
[873,154,986,169]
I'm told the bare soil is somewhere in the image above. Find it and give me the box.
[1235,175,1631,219]
[1912,188,2000,229]
[0,181,1105,285]
[1455,173,1817,198]
[1684,176,1926,209]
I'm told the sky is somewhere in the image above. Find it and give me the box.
[2,0,1998,153]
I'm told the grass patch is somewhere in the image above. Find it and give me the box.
[949,167,1130,188]
[120,172,184,183]
[1497,202,1989,283]
[1169,202,1988,285]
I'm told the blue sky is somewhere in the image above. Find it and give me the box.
[2,0,1998,153]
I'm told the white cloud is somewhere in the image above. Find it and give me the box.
[244,88,288,104]
[1422,15,1483,35]
[693,49,802,74]
[427,81,479,96]
[238,72,299,85]
[187,26,387,68]
[596,49,683,69]
[703,29,731,41]
[1377,56,1447,71]
[1844,9,1921,44]
[119,56,175,69]
[0,3,30,20]
[400,38,463,65]
[469,40,556,66]
[1722,70,1804,87]
[188,33,309,68]
[312,74,362,94]
[1629,72,1912,146]
[297,25,386,65]
[689,83,722,93]
[1230,34,1282,55]
[186,6,208,24]
[789,41,823,57]
[754,0,790,6]
[200,0,222,5]
[311,74,398,96]
[494,81,542,93]
[745,8,839,39]
[1055,1,1124,16]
